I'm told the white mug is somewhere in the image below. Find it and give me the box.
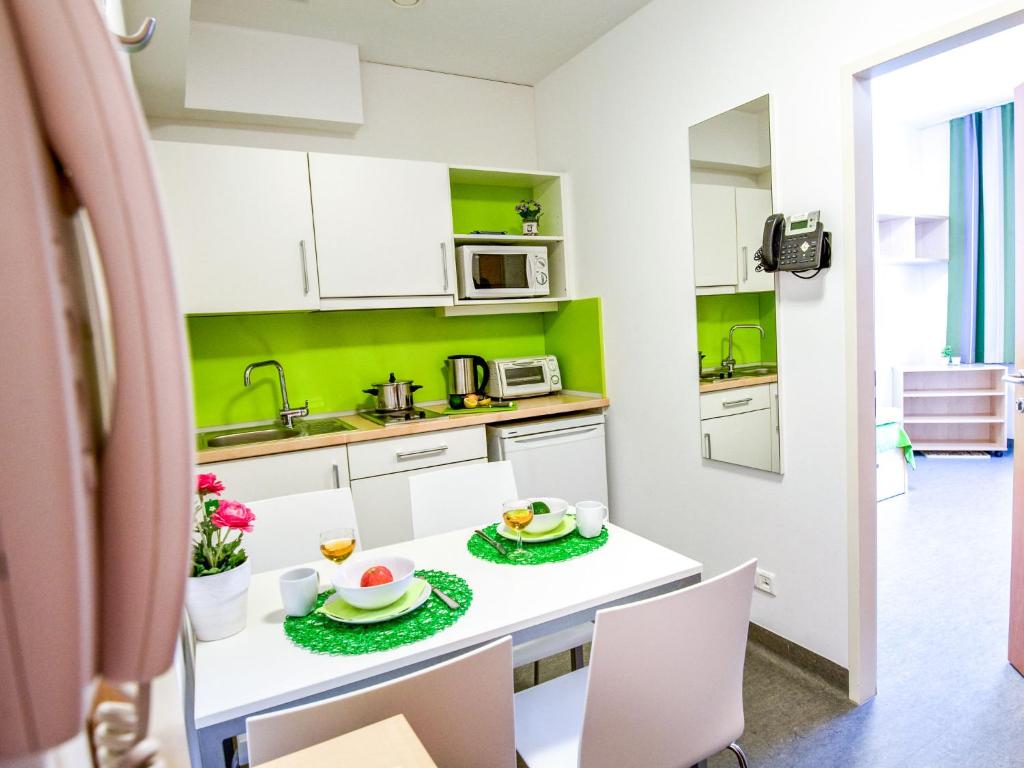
[575,501,608,538]
[279,567,319,617]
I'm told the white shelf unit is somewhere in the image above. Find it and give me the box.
[876,213,949,265]
[447,165,573,315]
[894,364,1008,452]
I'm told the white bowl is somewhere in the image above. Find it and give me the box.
[331,555,415,610]
[523,498,568,534]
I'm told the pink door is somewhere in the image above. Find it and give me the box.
[1011,82,1024,676]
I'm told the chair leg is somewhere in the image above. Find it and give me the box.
[570,645,585,671]
[727,742,749,768]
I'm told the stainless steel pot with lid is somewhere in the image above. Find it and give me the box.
[363,372,422,412]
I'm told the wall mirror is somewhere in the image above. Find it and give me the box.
[688,95,782,474]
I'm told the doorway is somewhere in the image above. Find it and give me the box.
[845,5,1024,705]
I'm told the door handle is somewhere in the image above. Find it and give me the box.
[742,246,749,282]
[1003,371,1024,385]
[299,240,310,295]
[722,397,753,408]
[440,242,450,292]
[331,463,342,489]
[511,427,598,445]
[704,433,712,459]
[396,445,448,460]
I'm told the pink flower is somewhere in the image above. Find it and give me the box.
[211,500,255,533]
[197,473,224,496]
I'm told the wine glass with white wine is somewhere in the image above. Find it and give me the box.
[319,527,356,565]
[502,499,534,561]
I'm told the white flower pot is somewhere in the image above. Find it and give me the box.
[521,220,539,235]
[185,560,251,641]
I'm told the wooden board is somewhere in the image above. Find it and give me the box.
[699,373,778,394]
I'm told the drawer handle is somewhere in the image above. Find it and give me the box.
[396,445,449,460]
[722,397,753,407]
[332,463,342,489]
[704,433,712,459]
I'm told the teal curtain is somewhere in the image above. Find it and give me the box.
[947,103,1015,363]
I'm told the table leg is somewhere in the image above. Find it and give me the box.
[196,719,245,768]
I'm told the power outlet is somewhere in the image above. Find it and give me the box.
[755,568,776,596]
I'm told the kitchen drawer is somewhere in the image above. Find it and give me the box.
[347,426,487,480]
[700,384,770,419]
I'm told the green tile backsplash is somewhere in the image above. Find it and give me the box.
[187,299,605,427]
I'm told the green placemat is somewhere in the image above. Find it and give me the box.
[467,521,608,566]
[283,569,472,655]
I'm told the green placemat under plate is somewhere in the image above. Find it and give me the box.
[283,569,472,655]
[467,521,608,566]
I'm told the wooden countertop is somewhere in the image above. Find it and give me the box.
[196,393,610,464]
[699,374,778,394]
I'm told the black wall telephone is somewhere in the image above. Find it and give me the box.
[755,210,832,277]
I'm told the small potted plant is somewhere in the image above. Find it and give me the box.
[515,199,543,236]
[942,345,960,366]
[184,473,257,641]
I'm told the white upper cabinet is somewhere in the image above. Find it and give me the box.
[734,187,774,293]
[309,154,454,300]
[153,141,319,314]
[691,184,738,288]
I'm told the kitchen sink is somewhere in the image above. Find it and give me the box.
[699,363,777,383]
[205,427,300,447]
[199,417,356,450]
[734,364,778,377]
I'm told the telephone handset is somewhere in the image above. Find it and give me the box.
[755,210,832,275]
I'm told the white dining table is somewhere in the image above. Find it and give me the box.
[181,523,703,767]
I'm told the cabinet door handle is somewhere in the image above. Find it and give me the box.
[300,240,310,295]
[440,242,450,292]
[742,246,748,282]
[511,427,597,445]
[704,433,712,459]
[722,397,753,408]
[396,444,448,460]
[331,463,342,489]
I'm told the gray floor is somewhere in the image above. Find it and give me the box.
[519,452,1024,767]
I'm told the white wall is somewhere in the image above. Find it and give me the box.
[534,0,1000,666]
[149,62,537,169]
[873,119,951,407]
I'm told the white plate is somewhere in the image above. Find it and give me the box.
[321,578,431,625]
[497,510,577,543]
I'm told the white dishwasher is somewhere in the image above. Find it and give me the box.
[486,413,608,507]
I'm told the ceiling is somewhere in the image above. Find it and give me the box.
[872,22,1024,128]
[188,0,655,86]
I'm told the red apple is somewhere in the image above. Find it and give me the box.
[360,565,394,587]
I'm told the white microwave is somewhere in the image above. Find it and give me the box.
[486,355,562,399]
[456,245,550,299]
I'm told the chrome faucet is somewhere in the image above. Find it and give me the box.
[243,360,309,428]
[722,324,765,376]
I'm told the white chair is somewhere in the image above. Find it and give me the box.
[408,460,518,538]
[245,488,360,574]
[514,559,757,768]
[408,461,594,678]
[245,636,516,767]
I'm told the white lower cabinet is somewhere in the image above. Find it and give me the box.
[347,427,488,549]
[202,446,349,503]
[700,384,773,472]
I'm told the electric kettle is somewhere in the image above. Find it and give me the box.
[446,355,490,407]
